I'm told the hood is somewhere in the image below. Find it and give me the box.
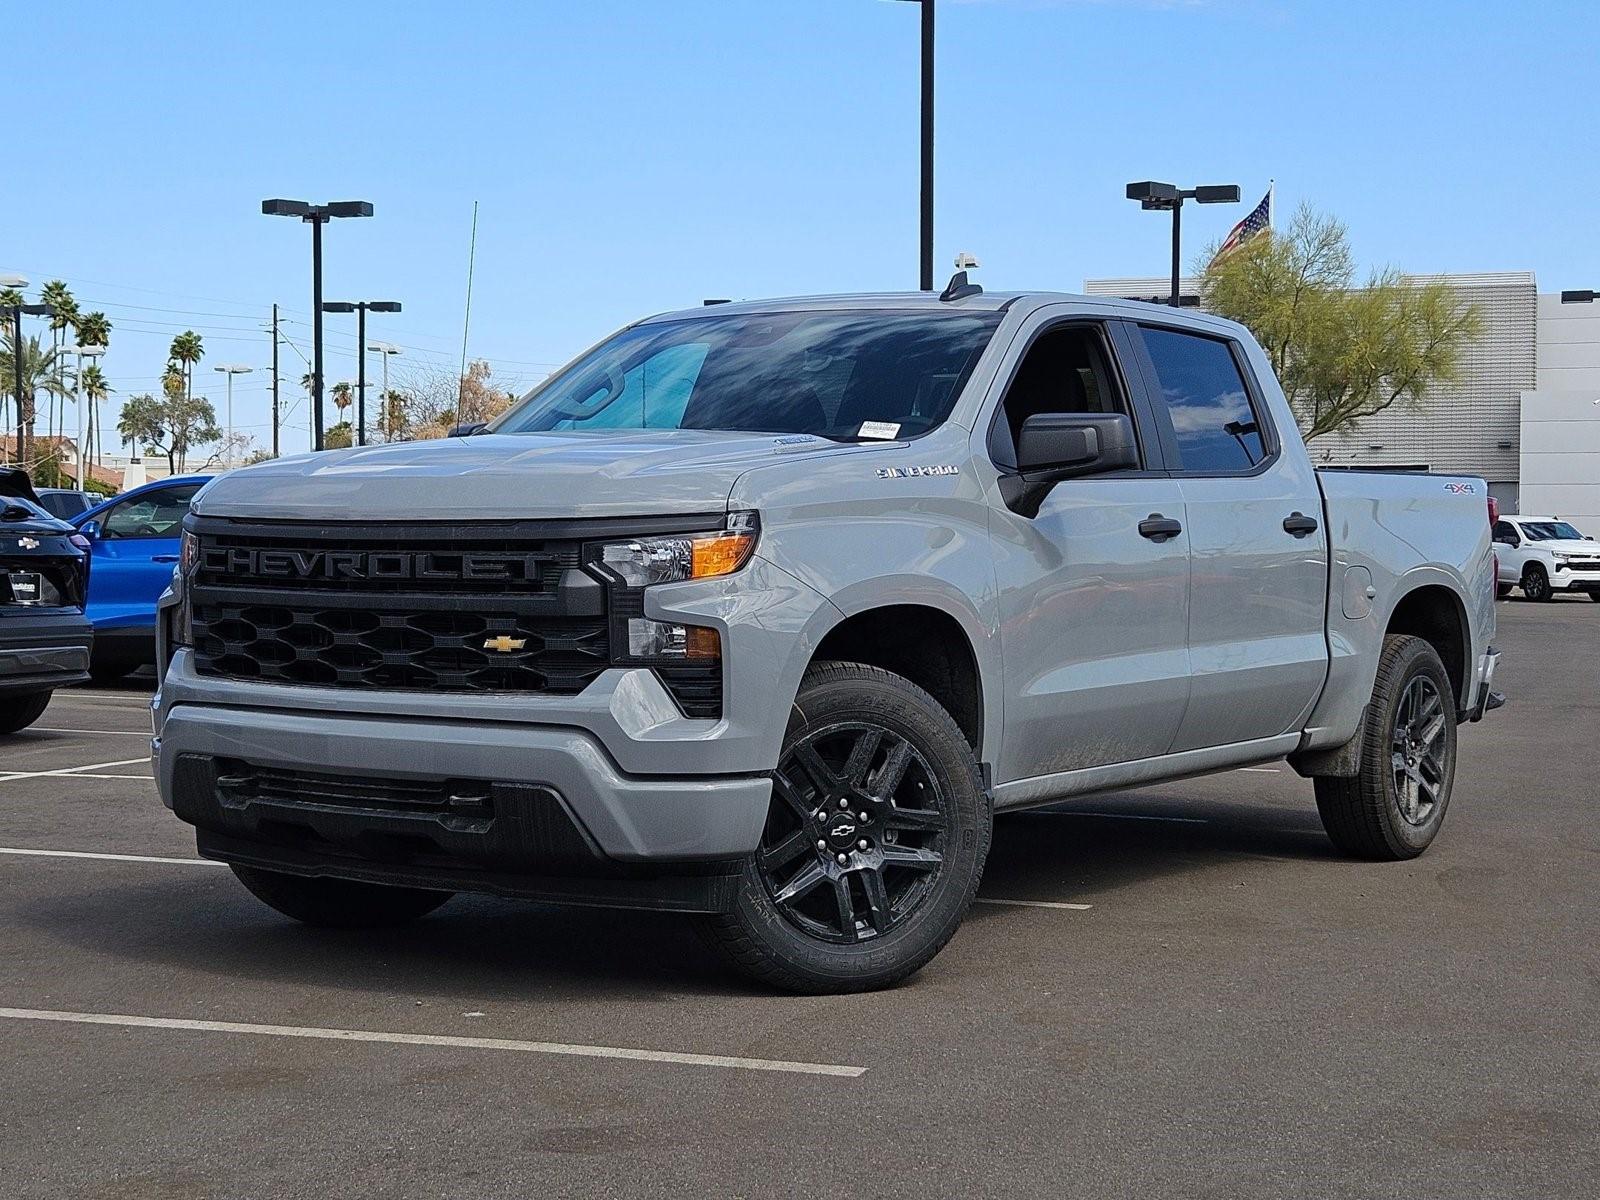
[1527,539,1600,554]
[191,430,848,522]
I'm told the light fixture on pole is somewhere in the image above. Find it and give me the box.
[1125,181,1241,306]
[367,341,403,441]
[261,199,374,451]
[1561,289,1598,304]
[322,300,401,446]
[0,273,24,463]
[213,364,253,465]
[891,0,935,291]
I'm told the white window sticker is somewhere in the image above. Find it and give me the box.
[857,421,902,440]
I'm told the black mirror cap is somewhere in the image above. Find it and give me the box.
[1015,413,1139,482]
[447,421,491,438]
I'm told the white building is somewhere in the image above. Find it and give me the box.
[1084,272,1600,533]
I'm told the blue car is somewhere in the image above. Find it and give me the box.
[73,475,211,681]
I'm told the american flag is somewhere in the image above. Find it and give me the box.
[1208,187,1273,268]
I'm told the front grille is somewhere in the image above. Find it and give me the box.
[1562,559,1600,573]
[215,758,492,820]
[191,522,610,697]
[193,603,609,693]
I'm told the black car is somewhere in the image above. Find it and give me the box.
[1,468,94,733]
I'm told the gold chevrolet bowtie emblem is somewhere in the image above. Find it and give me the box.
[483,635,528,653]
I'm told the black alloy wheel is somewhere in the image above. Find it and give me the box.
[1389,675,1450,827]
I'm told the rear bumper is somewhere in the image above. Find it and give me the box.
[154,699,772,911]
[0,610,93,693]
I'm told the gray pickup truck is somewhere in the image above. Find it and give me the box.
[153,286,1499,992]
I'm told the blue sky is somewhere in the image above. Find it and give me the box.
[8,0,1598,456]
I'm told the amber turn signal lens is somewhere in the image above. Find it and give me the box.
[690,532,756,580]
[685,626,722,660]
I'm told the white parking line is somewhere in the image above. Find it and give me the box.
[1027,811,1208,825]
[64,774,154,781]
[975,897,1093,911]
[0,847,222,867]
[0,1007,867,1078]
[0,757,151,782]
[1236,767,1280,773]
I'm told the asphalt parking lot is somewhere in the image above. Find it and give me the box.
[1,602,1595,1199]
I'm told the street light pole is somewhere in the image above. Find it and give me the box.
[71,344,104,490]
[368,342,402,441]
[213,364,252,465]
[894,0,936,290]
[262,199,374,451]
[1125,181,1241,306]
[323,300,401,447]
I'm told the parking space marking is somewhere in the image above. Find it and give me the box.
[62,773,154,781]
[1027,811,1208,825]
[975,897,1093,911]
[0,847,223,868]
[0,1007,868,1078]
[0,757,151,782]
[1236,767,1281,773]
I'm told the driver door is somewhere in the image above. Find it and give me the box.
[83,483,202,630]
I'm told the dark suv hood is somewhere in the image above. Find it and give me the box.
[191,430,847,522]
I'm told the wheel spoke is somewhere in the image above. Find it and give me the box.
[879,844,942,872]
[860,868,893,933]
[840,728,884,787]
[758,828,814,872]
[793,744,839,796]
[772,859,828,906]
[770,771,816,821]
[831,875,859,941]
[869,739,915,801]
[1418,711,1447,751]
[882,803,944,832]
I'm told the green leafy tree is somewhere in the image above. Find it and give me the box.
[323,420,354,450]
[117,372,221,474]
[1202,204,1485,442]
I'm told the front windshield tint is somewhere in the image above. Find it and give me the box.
[492,309,1002,441]
[1520,521,1583,541]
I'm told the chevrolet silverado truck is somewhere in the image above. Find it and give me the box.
[2,468,93,734]
[153,286,1500,993]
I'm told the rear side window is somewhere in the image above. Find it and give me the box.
[1140,327,1266,473]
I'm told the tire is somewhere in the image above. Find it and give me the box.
[230,865,453,928]
[1314,634,1457,861]
[89,653,143,685]
[1495,584,1513,600]
[700,661,991,994]
[1520,564,1552,602]
[0,691,52,735]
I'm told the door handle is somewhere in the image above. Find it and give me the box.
[1138,514,1183,542]
[151,555,180,563]
[1282,512,1319,538]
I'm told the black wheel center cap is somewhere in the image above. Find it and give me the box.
[824,810,861,850]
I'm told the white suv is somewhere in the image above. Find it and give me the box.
[1493,516,1600,601]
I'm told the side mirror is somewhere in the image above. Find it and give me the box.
[1003,413,1140,519]
[447,421,490,438]
[79,519,102,540]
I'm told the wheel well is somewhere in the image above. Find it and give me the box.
[812,606,983,753]
[1386,585,1467,705]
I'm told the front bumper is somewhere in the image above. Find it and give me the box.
[0,610,93,693]
[1553,568,1600,592]
[152,661,774,911]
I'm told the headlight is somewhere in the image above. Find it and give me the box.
[1553,555,1570,569]
[174,529,198,647]
[591,512,758,588]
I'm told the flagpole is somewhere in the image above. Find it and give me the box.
[1268,178,1275,230]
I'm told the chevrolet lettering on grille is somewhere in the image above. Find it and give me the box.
[200,547,544,584]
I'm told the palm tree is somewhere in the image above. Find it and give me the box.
[0,333,70,469]
[79,364,113,479]
[40,281,77,447]
[169,330,204,401]
[331,381,353,415]
[73,311,113,465]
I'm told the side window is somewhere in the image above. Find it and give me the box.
[991,324,1131,470]
[102,486,200,539]
[1139,327,1266,473]
[1493,521,1520,546]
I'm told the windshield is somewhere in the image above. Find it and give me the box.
[492,309,1002,441]
[1519,521,1584,541]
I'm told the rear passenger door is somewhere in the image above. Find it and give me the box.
[1125,323,1329,752]
[985,315,1191,783]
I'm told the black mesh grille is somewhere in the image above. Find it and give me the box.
[193,603,609,693]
